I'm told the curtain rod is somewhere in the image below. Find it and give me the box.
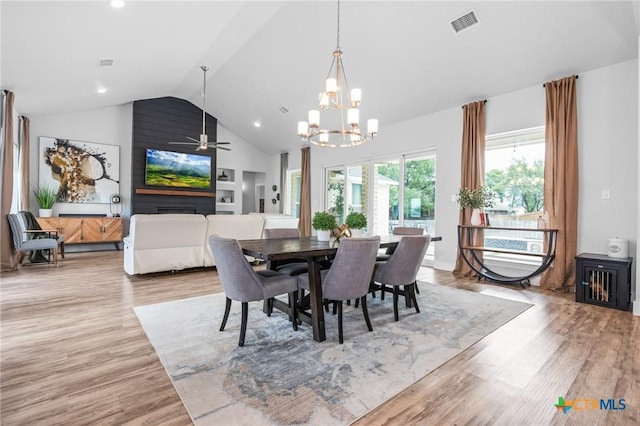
[461,99,487,109]
[543,75,579,87]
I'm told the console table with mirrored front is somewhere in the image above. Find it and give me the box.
[457,225,558,287]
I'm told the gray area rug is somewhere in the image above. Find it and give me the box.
[134,282,532,425]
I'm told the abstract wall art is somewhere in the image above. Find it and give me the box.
[39,136,120,204]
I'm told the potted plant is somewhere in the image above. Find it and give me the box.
[33,185,60,218]
[456,185,495,225]
[345,212,367,237]
[312,211,338,242]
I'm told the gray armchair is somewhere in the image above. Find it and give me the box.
[373,235,431,321]
[7,213,59,267]
[297,236,380,344]
[208,235,299,347]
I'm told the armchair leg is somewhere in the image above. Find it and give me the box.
[239,302,248,347]
[220,297,232,331]
[53,247,58,268]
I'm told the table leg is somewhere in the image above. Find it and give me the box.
[307,258,326,342]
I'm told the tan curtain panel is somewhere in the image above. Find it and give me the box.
[298,147,311,237]
[1,91,17,271]
[540,76,578,291]
[453,100,486,276]
[19,116,30,211]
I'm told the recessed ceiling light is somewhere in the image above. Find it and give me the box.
[253,121,261,128]
[110,0,125,8]
[97,87,107,94]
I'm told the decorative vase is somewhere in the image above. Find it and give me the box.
[317,229,331,242]
[39,208,53,218]
[470,208,482,226]
[350,228,363,238]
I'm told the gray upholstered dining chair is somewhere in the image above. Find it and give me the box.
[377,226,425,297]
[7,213,60,267]
[262,228,309,276]
[373,235,431,321]
[208,235,299,347]
[297,236,380,344]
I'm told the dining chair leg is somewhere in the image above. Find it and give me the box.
[288,291,298,331]
[337,301,344,344]
[410,282,421,313]
[220,297,232,331]
[415,281,420,294]
[361,296,373,332]
[239,302,249,347]
[393,286,400,321]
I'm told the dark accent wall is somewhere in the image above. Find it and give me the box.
[131,97,217,215]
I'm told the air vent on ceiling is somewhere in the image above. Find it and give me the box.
[279,106,289,114]
[98,58,114,67]
[450,10,479,34]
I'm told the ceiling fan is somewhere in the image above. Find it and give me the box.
[169,66,231,151]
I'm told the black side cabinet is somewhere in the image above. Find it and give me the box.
[575,253,633,311]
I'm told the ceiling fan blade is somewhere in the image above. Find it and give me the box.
[168,141,198,145]
[210,141,231,145]
[209,146,231,151]
[186,136,200,143]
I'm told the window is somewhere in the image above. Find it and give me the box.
[325,150,437,264]
[286,169,301,218]
[484,126,545,260]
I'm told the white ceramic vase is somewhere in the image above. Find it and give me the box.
[470,208,482,226]
[317,229,331,242]
[350,228,363,238]
[39,208,53,218]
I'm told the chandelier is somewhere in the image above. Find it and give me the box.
[297,0,378,148]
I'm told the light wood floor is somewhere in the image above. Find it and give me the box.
[1,251,638,425]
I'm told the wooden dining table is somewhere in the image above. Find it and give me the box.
[239,235,403,342]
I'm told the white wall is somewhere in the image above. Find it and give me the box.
[29,103,133,218]
[280,59,638,308]
[216,124,277,213]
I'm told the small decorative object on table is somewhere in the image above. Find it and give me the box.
[312,211,338,242]
[344,211,367,237]
[33,185,60,218]
[456,185,495,226]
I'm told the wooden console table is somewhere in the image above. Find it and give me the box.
[457,225,558,287]
[36,217,123,250]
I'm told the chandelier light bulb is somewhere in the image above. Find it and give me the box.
[319,132,329,143]
[367,118,379,136]
[347,108,359,127]
[350,88,361,107]
[308,110,320,128]
[325,78,337,96]
[298,121,309,137]
[318,92,329,109]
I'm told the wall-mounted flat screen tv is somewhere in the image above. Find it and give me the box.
[145,148,211,189]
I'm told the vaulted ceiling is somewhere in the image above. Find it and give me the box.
[2,1,638,156]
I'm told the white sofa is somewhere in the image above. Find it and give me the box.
[123,213,298,275]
